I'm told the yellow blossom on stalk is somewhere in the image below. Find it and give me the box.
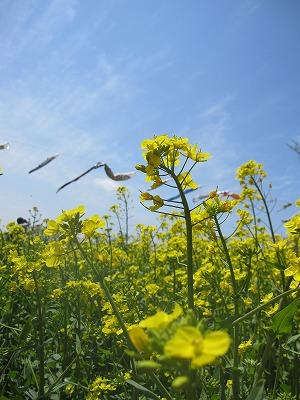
[238,338,253,354]
[86,377,116,400]
[140,192,154,201]
[44,241,65,268]
[128,326,149,352]
[145,283,160,296]
[56,205,86,223]
[139,304,182,330]
[285,213,300,235]
[51,288,64,299]
[177,171,199,190]
[226,380,233,389]
[236,160,267,184]
[23,277,35,292]
[203,196,237,216]
[137,135,211,182]
[65,383,74,396]
[164,326,230,367]
[264,303,279,317]
[140,192,164,211]
[44,219,61,236]
[285,256,300,282]
[82,214,105,237]
[260,293,273,304]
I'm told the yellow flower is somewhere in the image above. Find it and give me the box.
[140,192,164,211]
[226,379,233,389]
[145,283,160,295]
[128,326,149,352]
[285,214,300,235]
[260,293,273,304]
[164,326,230,367]
[140,192,153,201]
[44,219,60,236]
[177,171,199,190]
[44,242,65,268]
[285,257,300,282]
[139,304,182,330]
[82,215,105,237]
[236,160,266,184]
[238,338,253,354]
[56,205,86,223]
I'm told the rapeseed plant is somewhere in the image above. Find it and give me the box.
[0,135,299,400]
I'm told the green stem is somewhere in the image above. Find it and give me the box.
[213,216,239,400]
[169,169,194,311]
[232,287,300,326]
[251,177,286,289]
[150,373,174,400]
[271,346,282,400]
[33,273,45,399]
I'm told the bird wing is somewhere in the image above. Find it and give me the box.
[56,162,104,193]
[112,172,135,181]
[104,164,134,181]
[166,188,198,202]
[0,143,9,150]
[29,154,59,174]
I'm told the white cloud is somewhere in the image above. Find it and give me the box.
[94,177,120,192]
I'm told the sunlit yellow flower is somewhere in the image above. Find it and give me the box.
[238,338,253,354]
[164,326,230,367]
[44,241,65,268]
[236,160,266,184]
[285,214,300,235]
[82,214,105,237]
[139,304,182,329]
[285,257,300,282]
[128,326,149,352]
[177,171,199,190]
[56,205,86,223]
[44,219,61,236]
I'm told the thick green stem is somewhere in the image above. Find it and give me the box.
[214,216,239,400]
[170,170,194,311]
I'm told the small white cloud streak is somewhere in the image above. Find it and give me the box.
[94,177,120,192]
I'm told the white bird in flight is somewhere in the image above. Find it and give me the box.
[56,162,135,193]
[29,154,59,174]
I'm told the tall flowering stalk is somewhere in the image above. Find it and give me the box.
[136,135,211,310]
[136,133,214,400]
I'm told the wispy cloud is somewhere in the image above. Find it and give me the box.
[94,177,120,192]
[0,0,78,64]
[181,96,240,189]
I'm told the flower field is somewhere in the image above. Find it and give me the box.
[0,135,299,400]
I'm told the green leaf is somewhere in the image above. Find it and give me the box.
[286,333,300,345]
[126,379,161,400]
[246,380,265,400]
[272,299,299,335]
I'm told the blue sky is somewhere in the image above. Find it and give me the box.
[0,0,299,230]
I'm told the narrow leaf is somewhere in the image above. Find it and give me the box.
[126,379,161,400]
[272,299,299,335]
[246,380,265,400]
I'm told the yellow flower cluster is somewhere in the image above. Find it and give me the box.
[136,134,210,211]
[236,160,267,184]
[86,376,117,400]
[128,305,230,373]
